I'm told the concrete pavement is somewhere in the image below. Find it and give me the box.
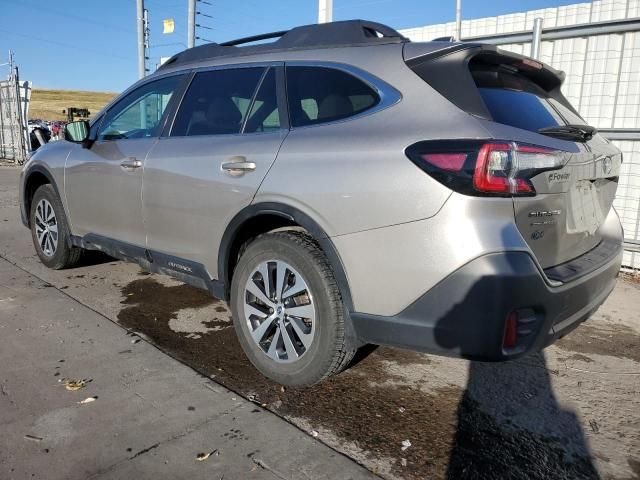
[0,255,374,480]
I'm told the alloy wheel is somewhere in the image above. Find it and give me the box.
[34,198,58,257]
[244,260,316,363]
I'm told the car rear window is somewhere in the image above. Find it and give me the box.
[286,66,379,128]
[406,48,588,134]
[548,97,587,126]
[475,68,587,133]
[478,88,566,132]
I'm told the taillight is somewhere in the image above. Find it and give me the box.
[406,140,567,197]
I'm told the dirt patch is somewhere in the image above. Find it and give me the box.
[368,344,431,366]
[118,277,229,338]
[620,272,640,284]
[117,278,603,480]
[555,323,640,363]
[276,363,460,478]
[559,353,595,364]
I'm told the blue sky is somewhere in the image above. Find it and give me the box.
[0,0,577,92]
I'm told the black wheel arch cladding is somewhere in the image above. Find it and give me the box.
[22,165,62,228]
[219,202,356,314]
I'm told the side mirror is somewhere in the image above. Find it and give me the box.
[64,120,90,144]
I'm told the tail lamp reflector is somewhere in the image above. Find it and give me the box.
[503,311,518,349]
[421,153,468,172]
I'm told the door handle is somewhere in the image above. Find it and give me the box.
[221,157,256,174]
[121,157,142,169]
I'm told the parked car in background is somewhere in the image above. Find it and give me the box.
[19,20,623,386]
[27,119,50,133]
[27,119,51,151]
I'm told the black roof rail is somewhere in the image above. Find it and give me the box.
[158,20,409,71]
[219,30,290,47]
[432,36,456,42]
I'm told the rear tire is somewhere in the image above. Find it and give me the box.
[230,231,356,386]
[30,184,82,269]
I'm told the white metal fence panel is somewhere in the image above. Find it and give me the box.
[613,140,640,268]
[399,0,640,269]
[0,78,30,164]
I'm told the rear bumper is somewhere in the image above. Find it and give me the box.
[350,243,622,361]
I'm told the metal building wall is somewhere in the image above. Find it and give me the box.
[400,0,640,269]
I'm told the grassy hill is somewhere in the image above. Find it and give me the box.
[29,89,117,121]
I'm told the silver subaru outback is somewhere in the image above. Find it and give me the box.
[20,20,623,386]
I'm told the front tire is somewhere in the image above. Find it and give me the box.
[230,231,356,386]
[30,184,82,269]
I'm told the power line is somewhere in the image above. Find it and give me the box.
[194,0,214,45]
[0,27,135,61]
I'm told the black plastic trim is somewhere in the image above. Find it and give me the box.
[218,202,354,312]
[79,234,225,299]
[21,165,63,229]
[275,66,290,131]
[351,249,621,361]
[544,238,622,283]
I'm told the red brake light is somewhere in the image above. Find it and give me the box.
[473,143,538,194]
[473,143,512,193]
[520,58,543,70]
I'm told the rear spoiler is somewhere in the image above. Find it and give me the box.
[404,43,568,120]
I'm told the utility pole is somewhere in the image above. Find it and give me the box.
[136,0,146,79]
[188,0,196,48]
[455,0,462,41]
[318,0,333,24]
[531,17,543,59]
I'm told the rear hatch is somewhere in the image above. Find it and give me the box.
[405,43,622,269]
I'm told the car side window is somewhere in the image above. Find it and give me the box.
[286,66,380,128]
[171,67,264,136]
[244,68,281,133]
[97,76,182,141]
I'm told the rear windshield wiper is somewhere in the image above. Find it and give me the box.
[538,124,597,142]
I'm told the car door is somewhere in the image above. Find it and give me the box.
[65,74,185,248]
[143,65,288,280]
